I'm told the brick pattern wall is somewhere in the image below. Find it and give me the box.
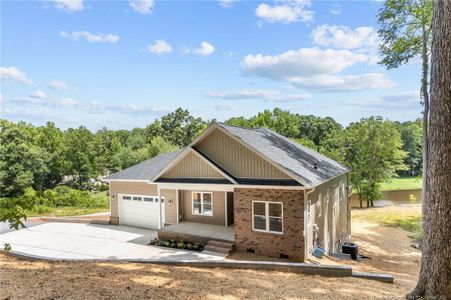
[234,188,305,261]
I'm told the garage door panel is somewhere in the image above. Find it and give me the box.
[119,194,161,229]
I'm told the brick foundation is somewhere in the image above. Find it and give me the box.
[234,188,305,261]
[109,216,119,225]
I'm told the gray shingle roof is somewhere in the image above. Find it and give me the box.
[216,123,348,186]
[105,150,182,181]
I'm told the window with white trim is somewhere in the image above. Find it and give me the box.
[192,192,213,216]
[133,196,142,201]
[122,196,131,200]
[252,201,283,234]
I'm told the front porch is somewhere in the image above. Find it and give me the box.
[158,221,234,243]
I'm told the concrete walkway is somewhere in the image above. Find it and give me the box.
[0,222,226,261]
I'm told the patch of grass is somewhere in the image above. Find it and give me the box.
[352,206,422,234]
[26,191,109,217]
[380,177,423,191]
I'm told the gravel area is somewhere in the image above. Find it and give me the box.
[0,206,421,299]
[1,253,408,300]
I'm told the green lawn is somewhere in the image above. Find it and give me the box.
[26,191,110,217]
[352,205,422,238]
[380,177,423,191]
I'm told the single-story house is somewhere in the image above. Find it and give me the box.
[106,122,350,261]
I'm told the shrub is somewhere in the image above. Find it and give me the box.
[148,239,204,251]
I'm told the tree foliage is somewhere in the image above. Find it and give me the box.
[324,117,407,207]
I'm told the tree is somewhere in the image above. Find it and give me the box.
[63,126,99,189]
[335,117,407,207]
[408,1,451,298]
[397,120,423,177]
[378,0,432,213]
[0,120,48,197]
[160,108,208,147]
[35,122,65,188]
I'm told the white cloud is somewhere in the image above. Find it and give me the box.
[205,89,312,102]
[329,4,341,15]
[30,90,47,99]
[84,101,169,115]
[48,80,73,91]
[129,0,154,14]
[147,40,172,54]
[312,24,378,50]
[60,31,119,43]
[194,41,215,56]
[184,42,215,56]
[290,73,395,92]
[214,101,237,111]
[53,0,84,12]
[345,91,421,110]
[0,66,33,85]
[241,48,393,92]
[12,96,79,107]
[219,0,234,8]
[10,94,168,115]
[242,48,367,78]
[255,0,314,24]
[381,91,420,102]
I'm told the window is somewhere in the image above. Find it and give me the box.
[122,196,131,200]
[133,196,142,201]
[192,192,213,216]
[306,201,311,227]
[143,197,154,202]
[160,197,165,203]
[252,201,283,234]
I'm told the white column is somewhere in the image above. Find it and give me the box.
[224,191,228,227]
[176,189,179,223]
[157,186,162,229]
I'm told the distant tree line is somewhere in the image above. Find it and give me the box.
[0,107,422,207]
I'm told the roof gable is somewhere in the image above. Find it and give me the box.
[161,150,230,180]
[216,123,348,186]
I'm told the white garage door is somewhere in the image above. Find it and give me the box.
[119,194,165,229]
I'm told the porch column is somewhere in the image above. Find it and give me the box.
[224,191,228,227]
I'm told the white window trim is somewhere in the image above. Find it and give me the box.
[252,201,283,234]
[120,194,163,203]
[318,194,322,217]
[192,192,213,216]
[306,200,312,227]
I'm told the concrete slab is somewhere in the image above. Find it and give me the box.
[0,222,227,261]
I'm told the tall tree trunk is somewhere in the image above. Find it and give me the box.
[420,20,430,242]
[408,1,451,298]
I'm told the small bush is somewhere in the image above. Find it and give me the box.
[149,239,203,251]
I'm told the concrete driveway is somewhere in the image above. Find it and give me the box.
[0,222,226,261]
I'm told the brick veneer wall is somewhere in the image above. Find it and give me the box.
[234,188,305,261]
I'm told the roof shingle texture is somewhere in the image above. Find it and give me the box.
[216,123,348,186]
[105,150,182,181]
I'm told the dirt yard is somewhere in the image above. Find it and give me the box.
[0,206,421,300]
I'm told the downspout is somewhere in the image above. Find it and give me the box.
[303,187,315,261]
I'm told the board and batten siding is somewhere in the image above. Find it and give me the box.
[162,151,225,179]
[109,181,158,218]
[195,128,291,179]
[160,189,178,224]
[181,190,225,226]
[306,173,349,254]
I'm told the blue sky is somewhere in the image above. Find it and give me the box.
[1,0,422,130]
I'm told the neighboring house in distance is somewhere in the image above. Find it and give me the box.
[106,122,350,261]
